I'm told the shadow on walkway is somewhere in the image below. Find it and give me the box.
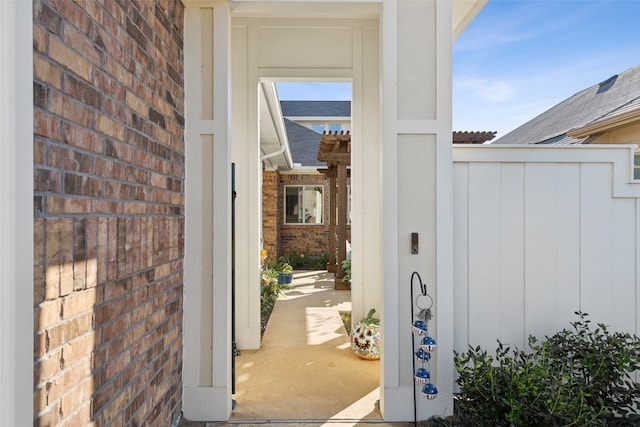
[232,270,382,423]
[179,271,412,426]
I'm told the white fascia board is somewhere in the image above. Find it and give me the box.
[568,108,640,139]
[228,1,381,19]
[260,82,294,169]
[286,116,351,122]
[452,0,488,40]
[279,166,325,175]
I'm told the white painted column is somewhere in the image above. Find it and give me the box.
[230,21,262,351]
[183,2,233,421]
[0,1,34,425]
[351,23,383,327]
[380,0,455,420]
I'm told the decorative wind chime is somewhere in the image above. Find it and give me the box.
[411,271,437,418]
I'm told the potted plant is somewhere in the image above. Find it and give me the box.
[277,260,293,285]
[350,308,381,360]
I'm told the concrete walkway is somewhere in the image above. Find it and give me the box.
[180,270,411,427]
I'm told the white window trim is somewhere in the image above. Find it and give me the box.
[284,185,324,225]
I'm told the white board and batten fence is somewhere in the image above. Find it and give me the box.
[452,144,640,356]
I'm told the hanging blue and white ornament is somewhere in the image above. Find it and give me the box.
[415,348,431,364]
[420,336,437,352]
[414,367,431,384]
[421,383,438,400]
[411,320,427,336]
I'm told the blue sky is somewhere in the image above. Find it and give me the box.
[454,0,640,138]
[277,0,640,138]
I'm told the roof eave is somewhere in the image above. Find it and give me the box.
[260,82,294,170]
[452,0,488,41]
[568,108,640,139]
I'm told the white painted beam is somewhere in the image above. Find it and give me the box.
[0,1,34,425]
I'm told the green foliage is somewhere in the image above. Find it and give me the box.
[341,259,351,283]
[284,251,330,270]
[279,263,293,274]
[418,417,456,427]
[260,268,289,314]
[339,310,351,335]
[275,257,293,273]
[262,265,278,279]
[360,308,379,325]
[454,312,640,427]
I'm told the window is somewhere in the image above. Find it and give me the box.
[311,123,325,133]
[285,186,323,224]
[308,123,348,133]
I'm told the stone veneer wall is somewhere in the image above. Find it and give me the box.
[33,0,184,425]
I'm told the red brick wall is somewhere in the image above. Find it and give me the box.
[33,1,184,425]
[277,173,351,259]
[261,170,279,264]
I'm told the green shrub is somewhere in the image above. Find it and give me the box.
[282,251,330,270]
[454,312,640,427]
[341,259,351,284]
[260,267,289,314]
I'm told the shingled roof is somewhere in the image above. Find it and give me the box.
[283,118,325,167]
[493,64,640,145]
[280,101,496,167]
[281,100,351,117]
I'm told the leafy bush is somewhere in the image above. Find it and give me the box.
[282,251,330,270]
[260,267,289,314]
[454,312,640,427]
[341,259,351,284]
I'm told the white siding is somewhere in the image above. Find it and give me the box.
[453,145,640,355]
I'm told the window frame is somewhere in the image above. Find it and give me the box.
[283,185,324,225]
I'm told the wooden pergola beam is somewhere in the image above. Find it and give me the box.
[317,131,351,290]
[318,152,351,163]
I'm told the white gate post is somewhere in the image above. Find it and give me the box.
[0,1,34,425]
[183,1,233,421]
[380,0,455,420]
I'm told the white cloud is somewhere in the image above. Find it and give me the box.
[457,77,517,103]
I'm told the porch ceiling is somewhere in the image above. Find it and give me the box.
[228,1,381,19]
[228,0,488,40]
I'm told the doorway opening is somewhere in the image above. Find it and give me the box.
[231,81,382,422]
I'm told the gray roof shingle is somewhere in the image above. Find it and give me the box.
[493,64,640,145]
[281,100,351,117]
[284,119,326,167]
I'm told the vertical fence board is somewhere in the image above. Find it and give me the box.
[580,163,614,321]
[499,163,526,348]
[556,164,581,327]
[468,163,502,349]
[524,163,559,338]
[612,198,636,332]
[453,163,470,351]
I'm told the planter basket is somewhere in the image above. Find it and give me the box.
[277,272,293,285]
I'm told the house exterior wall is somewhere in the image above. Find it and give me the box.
[588,122,640,145]
[581,125,640,178]
[261,170,279,264]
[277,172,351,260]
[453,145,640,359]
[33,1,185,425]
